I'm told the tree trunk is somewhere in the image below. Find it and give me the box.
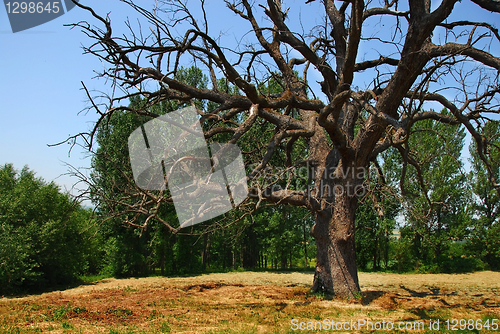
[232,250,236,270]
[373,235,380,270]
[202,233,208,271]
[384,229,389,269]
[303,220,309,268]
[310,181,361,298]
[280,250,287,269]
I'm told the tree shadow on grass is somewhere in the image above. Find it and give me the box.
[1,279,97,300]
[361,290,385,305]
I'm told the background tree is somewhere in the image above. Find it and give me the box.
[468,120,500,269]
[0,164,98,294]
[69,0,500,297]
[355,161,400,271]
[392,114,475,272]
[87,66,315,276]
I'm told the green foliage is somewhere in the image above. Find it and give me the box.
[90,66,210,277]
[0,163,97,294]
[467,120,500,270]
[357,116,498,274]
[438,243,486,273]
[85,62,498,278]
[0,222,38,292]
[399,114,470,271]
[86,66,315,277]
[355,155,400,271]
[389,238,416,272]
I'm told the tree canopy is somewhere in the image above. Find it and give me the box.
[0,164,96,294]
[68,0,500,297]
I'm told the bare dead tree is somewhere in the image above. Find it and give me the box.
[67,0,500,297]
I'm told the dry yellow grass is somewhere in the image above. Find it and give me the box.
[1,271,499,333]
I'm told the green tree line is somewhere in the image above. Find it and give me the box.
[1,68,499,295]
[0,164,101,294]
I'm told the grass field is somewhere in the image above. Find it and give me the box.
[1,271,499,333]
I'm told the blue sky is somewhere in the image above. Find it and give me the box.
[0,0,324,199]
[0,1,139,198]
[0,0,498,202]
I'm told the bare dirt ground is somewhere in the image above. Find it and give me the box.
[1,271,499,333]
